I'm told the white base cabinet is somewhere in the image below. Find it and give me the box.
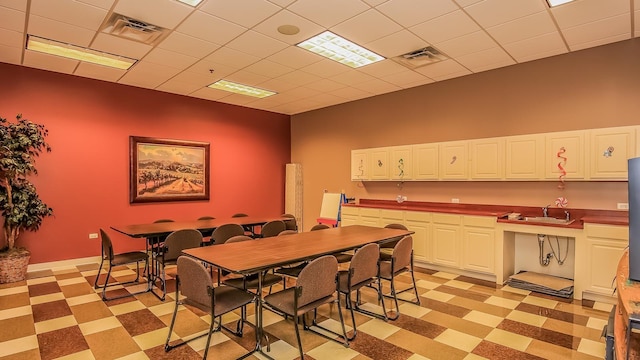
[582,224,628,296]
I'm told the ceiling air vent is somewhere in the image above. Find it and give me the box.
[102,14,166,45]
[392,46,448,69]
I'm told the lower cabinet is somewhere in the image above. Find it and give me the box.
[584,224,628,296]
[462,216,496,274]
[405,211,431,263]
[431,214,462,268]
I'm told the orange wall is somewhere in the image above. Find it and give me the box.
[291,39,640,231]
[0,63,291,264]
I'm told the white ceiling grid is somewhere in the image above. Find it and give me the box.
[0,0,635,115]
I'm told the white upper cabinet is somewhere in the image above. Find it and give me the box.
[413,143,439,180]
[439,141,468,180]
[589,126,636,180]
[351,149,368,181]
[545,130,586,180]
[470,137,504,180]
[505,134,544,180]
[369,147,390,180]
[390,145,413,180]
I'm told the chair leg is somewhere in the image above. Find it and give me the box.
[335,296,349,347]
[93,257,105,289]
[164,285,180,352]
[386,276,401,321]
[293,313,304,360]
[202,314,217,360]
[344,293,358,341]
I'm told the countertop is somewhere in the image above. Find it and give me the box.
[344,199,629,228]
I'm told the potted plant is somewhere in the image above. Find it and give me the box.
[0,114,53,283]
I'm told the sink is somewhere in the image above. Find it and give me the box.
[520,216,575,225]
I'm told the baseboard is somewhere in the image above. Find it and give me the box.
[581,290,617,305]
[414,261,497,283]
[27,256,102,272]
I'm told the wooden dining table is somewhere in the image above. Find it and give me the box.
[109,215,290,300]
[182,224,414,359]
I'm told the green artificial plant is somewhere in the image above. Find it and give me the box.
[0,114,53,253]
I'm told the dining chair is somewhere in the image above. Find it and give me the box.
[197,216,216,243]
[310,223,330,231]
[154,229,203,300]
[380,223,409,260]
[231,212,255,236]
[310,222,352,263]
[258,220,286,238]
[278,230,298,236]
[378,235,420,320]
[337,243,387,339]
[264,255,349,359]
[164,256,255,359]
[281,213,298,231]
[94,229,149,301]
[211,223,245,245]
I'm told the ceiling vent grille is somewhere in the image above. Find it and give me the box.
[102,14,166,45]
[392,46,448,69]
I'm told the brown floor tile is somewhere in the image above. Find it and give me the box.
[448,296,513,318]
[1,348,41,360]
[414,267,438,276]
[0,291,30,310]
[159,308,210,338]
[37,325,89,360]
[541,318,604,341]
[70,300,113,323]
[60,281,95,298]
[434,284,491,302]
[516,302,589,326]
[27,270,53,280]
[386,328,468,360]
[421,310,494,339]
[148,341,215,359]
[54,271,83,280]
[392,314,447,339]
[263,317,325,353]
[0,314,35,342]
[28,282,61,297]
[497,318,576,349]
[419,297,471,318]
[76,263,100,272]
[349,330,413,360]
[528,291,574,303]
[32,299,72,323]
[100,288,140,304]
[84,326,142,360]
[472,339,546,360]
[581,299,596,308]
[456,275,498,288]
[525,339,602,360]
[117,308,167,337]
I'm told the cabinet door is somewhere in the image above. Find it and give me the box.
[505,134,544,180]
[405,211,431,263]
[413,143,439,180]
[390,146,413,180]
[470,138,504,180]
[589,126,636,180]
[440,141,468,180]
[369,148,390,180]
[359,208,381,227]
[351,150,368,181]
[545,130,586,180]
[584,224,628,295]
[462,227,495,274]
[380,209,404,226]
[432,224,461,268]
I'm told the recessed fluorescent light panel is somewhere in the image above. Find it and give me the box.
[297,31,385,68]
[208,80,276,98]
[546,0,574,6]
[26,35,137,70]
[177,0,203,6]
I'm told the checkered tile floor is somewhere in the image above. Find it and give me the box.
[0,262,611,360]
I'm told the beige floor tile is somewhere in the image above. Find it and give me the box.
[463,354,488,360]
[58,277,88,287]
[29,292,65,305]
[484,328,532,351]
[398,302,431,318]
[500,285,530,296]
[434,328,482,352]
[462,310,503,328]
[114,351,150,360]
[407,354,432,360]
[0,285,28,296]
[0,304,31,320]
[108,300,146,316]
[484,295,520,309]
[0,335,39,357]
[146,301,176,317]
[416,279,444,289]
[577,338,606,358]
[422,290,455,303]
[586,316,608,330]
[34,315,77,334]
[66,293,102,306]
[592,302,614,312]
[422,310,493,339]
[358,318,401,339]
[432,272,458,280]
[522,295,558,309]
[505,309,547,327]
[444,279,474,290]
[85,327,142,360]
[79,316,122,335]
[55,349,96,360]
[132,327,173,350]
[307,339,360,360]
[386,329,468,360]
[26,276,57,285]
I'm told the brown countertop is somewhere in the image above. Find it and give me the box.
[345,199,629,228]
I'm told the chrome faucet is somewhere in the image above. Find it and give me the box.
[564,210,570,221]
[542,205,550,217]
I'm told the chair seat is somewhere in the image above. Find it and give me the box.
[275,263,307,277]
[333,252,353,263]
[379,248,393,261]
[223,272,283,290]
[336,270,375,293]
[111,251,148,266]
[379,261,409,279]
[264,287,336,316]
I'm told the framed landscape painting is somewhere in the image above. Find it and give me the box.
[130,136,210,203]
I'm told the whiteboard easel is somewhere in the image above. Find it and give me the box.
[317,192,343,227]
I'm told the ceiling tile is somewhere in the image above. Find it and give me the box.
[329,69,376,86]
[288,0,370,28]
[277,69,322,86]
[118,60,181,88]
[376,0,459,27]
[0,27,22,47]
[155,79,201,96]
[225,69,271,86]
[171,69,221,87]
[568,33,630,51]
[30,0,107,31]
[409,10,480,44]
[0,43,22,64]
[268,0,296,7]
[0,5,24,32]
[158,31,220,58]
[331,9,403,45]
[331,86,372,101]
[200,0,280,28]
[0,0,27,11]
[502,32,567,63]
[380,69,432,87]
[214,93,256,106]
[351,78,401,94]
[92,33,152,59]
[28,15,95,47]
[365,29,429,58]
[551,0,629,29]
[77,0,115,10]
[252,9,325,45]
[23,50,78,73]
[266,46,323,69]
[362,0,386,5]
[434,30,497,58]
[454,0,481,6]
[190,87,232,101]
[204,46,261,69]
[455,46,515,73]
[177,10,247,45]
[225,30,289,58]
[304,78,346,92]
[142,47,199,69]
[464,0,545,28]
[244,59,294,78]
[74,61,126,82]
[113,0,194,29]
[300,59,351,78]
[487,11,558,45]
[413,59,471,81]
[358,59,408,78]
[562,13,631,48]
[257,77,300,92]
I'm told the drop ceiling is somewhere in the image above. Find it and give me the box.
[0,0,637,115]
